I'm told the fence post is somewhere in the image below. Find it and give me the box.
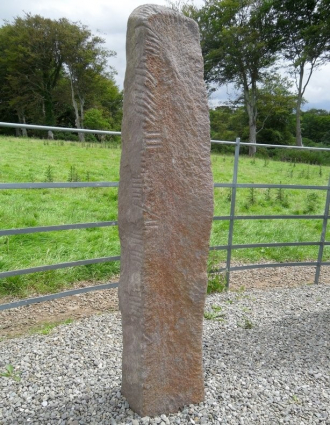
[314,174,330,284]
[225,137,240,289]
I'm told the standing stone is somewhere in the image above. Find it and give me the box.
[118,4,214,417]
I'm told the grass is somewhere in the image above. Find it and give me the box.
[211,152,330,265]
[1,136,330,299]
[29,318,73,335]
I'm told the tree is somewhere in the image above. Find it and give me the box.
[0,14,67,126]
[61,21,116,141]
[256,74,296,144]
[0,14,120,135]
[0,23,41,133]
[210,105,249,142]
[273,0,330,146]
[197,0,280,155]
[90,74,123,130]
[301,109,330,144]
[209,74,296,146]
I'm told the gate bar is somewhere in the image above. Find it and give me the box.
[225,138,240,288]
[315,175,330,284]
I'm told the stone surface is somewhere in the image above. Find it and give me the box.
[118,4,214,417]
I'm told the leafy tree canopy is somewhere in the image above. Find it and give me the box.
[0,14,122,136]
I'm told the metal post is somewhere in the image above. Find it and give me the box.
[225,138,240,289]
[314,175,330,284]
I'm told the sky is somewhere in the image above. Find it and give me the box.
[1,0,330,111]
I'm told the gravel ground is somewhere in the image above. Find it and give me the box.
[1,284,329,425]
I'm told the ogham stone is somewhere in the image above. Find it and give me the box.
[118,4,214,417]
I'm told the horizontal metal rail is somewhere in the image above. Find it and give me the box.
[211,139,330,152]
[210,241,330,251]
[2,121,330,152]
[214,183,329,190]
[0,256,120,279]
[0,122,121,136]
[0,221,118,237]
[0,182,119,189]
[213,214,327,221]
[1,182,328,190]
[1,239,327,279]
[1,215,326,238]
[0,281,119,312]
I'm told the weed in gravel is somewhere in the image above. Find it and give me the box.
[207,273,226,294]
[211,305,222,312]
[241,306,251,313]
[238,317,254,329]
[29,318,73,336]
[0,364,21,382]
[291,395,301,404]
[207,253,226,294]
[204,311,217,320]
[204,305,226,321]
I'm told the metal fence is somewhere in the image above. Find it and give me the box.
[0,122,329,312]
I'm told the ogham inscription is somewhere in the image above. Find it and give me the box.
[118,5,214,416]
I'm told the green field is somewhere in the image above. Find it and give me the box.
[0,136,329,298]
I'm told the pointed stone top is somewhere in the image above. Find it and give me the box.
[128,3,199,35]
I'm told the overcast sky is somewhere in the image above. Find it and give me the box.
[1,0,330,111]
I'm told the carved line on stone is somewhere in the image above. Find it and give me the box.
[145,28,161,45]
[130,230,143,244]
[135,99,157,122]
[139,206,160,220]
[135,94,158,113]
[127,296,142,318]
[134,86,158,127]
[144,220,158,226]
[132,177,143,203]
[132,177,143,187]
[130,250,144,264]
[130,248,143,257]
[143,333,153,345]
[135,83,157,104]
[145,131,161,138]
[145,144,162,149]
[135,112,155,127]
[135,67,156,82]
[145,139,162,144]
[145,45,159,56]
[136,100,157,121]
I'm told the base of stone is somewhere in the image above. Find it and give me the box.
[122,384,205,417]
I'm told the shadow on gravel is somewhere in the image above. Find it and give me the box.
[203,308,330,372]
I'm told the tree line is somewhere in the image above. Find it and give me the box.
[1,2,330,153]
[0,14,122,141]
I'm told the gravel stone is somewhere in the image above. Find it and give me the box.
[1,284,330,424]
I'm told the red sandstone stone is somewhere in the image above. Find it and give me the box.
[118,4,214,416]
